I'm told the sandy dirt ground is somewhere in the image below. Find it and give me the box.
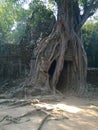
[0,95,98,130]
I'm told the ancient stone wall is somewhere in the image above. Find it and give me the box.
[0,43,30,79]
[87,68,98,87]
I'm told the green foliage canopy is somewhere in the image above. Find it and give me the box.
[82,20,98,67]
[27,0,56,43]
[0,0,29,43]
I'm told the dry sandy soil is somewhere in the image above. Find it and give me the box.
[0,95,98,130]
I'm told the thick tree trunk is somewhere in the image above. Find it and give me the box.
[30,0,87,95]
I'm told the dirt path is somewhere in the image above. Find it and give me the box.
[0,95,98,130]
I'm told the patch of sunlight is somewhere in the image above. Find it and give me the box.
[56,103,82,113]
[34,103,54,110]
[86,109,98,116]
[34,103,82,113]
[89,105,98,109]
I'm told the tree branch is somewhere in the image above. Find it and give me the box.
[76,0,98,31]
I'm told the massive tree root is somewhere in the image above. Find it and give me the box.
[29,0,87,96]
[29,26,87,95]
